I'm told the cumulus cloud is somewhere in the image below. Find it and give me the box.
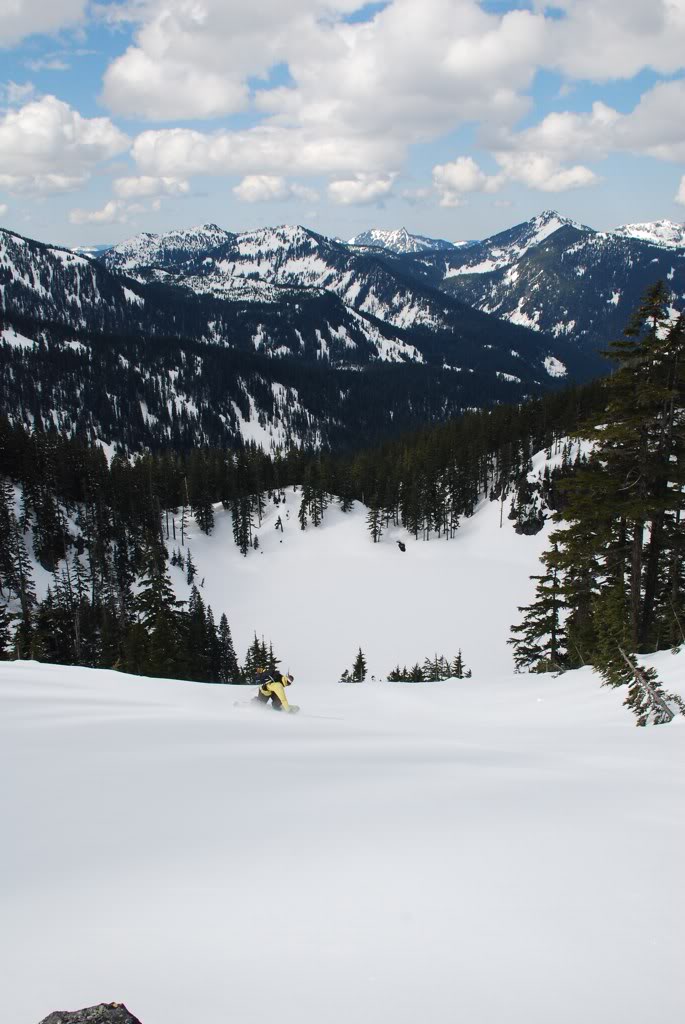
[327,174,396,205]
[0,0,87,47]
[432,156,503,206]
[69,199,130,225]
[113,175,190,199]
[541,0,685,81]
[0,95,129,195]
[232,175,317,203]
[104,46,249,121]
[113,0,547,194]
[493,152,598,192]
[487,81,685,172]
[132,125,397,178]
[433,150,597,200]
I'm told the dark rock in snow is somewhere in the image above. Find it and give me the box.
[38,1003,143,1024]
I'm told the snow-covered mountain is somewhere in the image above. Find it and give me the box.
[612,219,685,249]
[407,210,685,348]
[347,226,458,254]
[2,224,592,453]
[0,227,147,329]
[98,222,589,374]
[100,223,234,273]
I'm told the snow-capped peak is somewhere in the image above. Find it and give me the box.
[527,210,584,243]
[612,219,685,249]
[100,223,234,271]
[347,227,457,254]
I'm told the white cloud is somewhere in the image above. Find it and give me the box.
[432,150,598,200]
[69,199,131,225]
[0,0,87,48]
[542,0,685,81]
[0,172,86,194]
[108,0,685,208]
[1,81,36,105]
[104,46,249,121]
[432,156,503,206]
[25,57,70,72]
[113,175,190,199]
[676,175,685,206]
[0,203,8,218]
[115,0,547,192]
[233,175,317,203]
[493,152,599,192]
[327,174,396,205]
[0,95,129,195]
[132,125,397,178]
[487,81,685,172]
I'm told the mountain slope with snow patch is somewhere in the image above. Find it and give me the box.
[613,219,685,248]
[348,226,459,253]
[406,211,685,350]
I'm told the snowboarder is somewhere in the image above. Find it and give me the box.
[397,540,406,553]
[253,672,298,713]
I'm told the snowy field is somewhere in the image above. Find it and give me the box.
[2,652,684,1024]
[164,483,556,681]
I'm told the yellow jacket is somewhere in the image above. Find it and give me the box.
[258,677,291,710]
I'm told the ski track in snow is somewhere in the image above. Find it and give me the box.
[1,652,683,1024]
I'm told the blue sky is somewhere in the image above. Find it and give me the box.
[1,0,684,246]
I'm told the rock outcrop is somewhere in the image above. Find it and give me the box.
[38,1003,143,1024]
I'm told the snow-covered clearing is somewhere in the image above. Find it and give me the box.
[2,651,683,1024]
[167,486,552,680]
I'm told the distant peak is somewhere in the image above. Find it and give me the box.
[612,219,685,248]
[346,226,456,254]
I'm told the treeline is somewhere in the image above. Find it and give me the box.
[387,651,471,681]
[0,360,605,680]
[510,284,685,721]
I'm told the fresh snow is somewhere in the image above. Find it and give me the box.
[1,651,683,1024]
[166,485,551,678]
[2,469,685,1024]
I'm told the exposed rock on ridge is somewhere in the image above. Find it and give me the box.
[38,1003,142,1024]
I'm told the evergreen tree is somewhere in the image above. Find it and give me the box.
[217,614,240,683]
[135,544,185,678]
[0,602,14,659]
[514,287,685,677]
[351,647,367,682]
[451,650,466,679]
[509,548,566,673]
[366,503,383,543]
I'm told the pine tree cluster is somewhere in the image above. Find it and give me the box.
[387,650,471,681]
[510,284,685,723]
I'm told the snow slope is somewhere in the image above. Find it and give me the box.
[3,456,684,1024]
[2,649,683,1024]
[168,483,554,680]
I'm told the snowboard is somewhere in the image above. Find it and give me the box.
[233,700,300,714]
